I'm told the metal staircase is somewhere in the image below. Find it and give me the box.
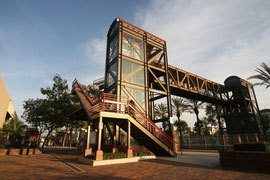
[72,79,175,157]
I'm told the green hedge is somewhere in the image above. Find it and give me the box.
[86,153,95,160]
[133,151,152,157]
[86,151,152,160]
[104,152,127,160]
[233,143,266,151]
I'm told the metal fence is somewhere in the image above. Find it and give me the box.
[181,133,262,150]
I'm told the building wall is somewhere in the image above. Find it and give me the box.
[0,75,18,129]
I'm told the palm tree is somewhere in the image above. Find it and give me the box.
[186,99,204,136]
[205,104,224,135]
[172,97,190,142]
[248,62,270,89]
[174,120,190,134]
[2,118,26,148]
[154,103,170,131]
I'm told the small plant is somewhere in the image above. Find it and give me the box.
[86,153,95,159]
[133,151,152,157]
[103,152,127,160]
[265,141,270,152]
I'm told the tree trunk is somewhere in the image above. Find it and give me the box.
[216,106,223,135]
[75,129,78,149]
[195,112,201,136]
[42,126,53,149]
[69,127,73,148]
[177,117,183,145]
[62,127,69,147]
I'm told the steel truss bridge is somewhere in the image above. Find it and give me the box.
[70,19,264,159]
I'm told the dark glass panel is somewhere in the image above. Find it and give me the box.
[109,35,119,63]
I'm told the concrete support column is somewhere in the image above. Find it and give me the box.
[98,117,103,151]
[127,120,133,158]
[112,123,118,153]
[84,122,92,157]
[95,116,103,161]
[86,124,91,149]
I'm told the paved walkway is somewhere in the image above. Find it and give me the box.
[0,151,270,179]
[158,151,220,168]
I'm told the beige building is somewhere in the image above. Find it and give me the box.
[0,75,18,129]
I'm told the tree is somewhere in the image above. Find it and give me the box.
[174,120,190,134]
[2,118,26,148]
[204,104,224,135]
[22,74,80,148]
[172,97,190,142]
[22,98,50,146]
[186,99,204,136]
[154,103,170,131]
[248,62,270,89]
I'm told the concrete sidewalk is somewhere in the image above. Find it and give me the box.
[158,150,220,168]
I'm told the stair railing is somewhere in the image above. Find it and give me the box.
[72,79,173,150]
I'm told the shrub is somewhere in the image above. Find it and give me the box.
[133,151,152,157]
[103,152,127,160]
[265,141,270,152]
[233,143,266,151]
[86,153,95,159]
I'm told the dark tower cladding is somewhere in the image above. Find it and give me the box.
[223,76,264,136]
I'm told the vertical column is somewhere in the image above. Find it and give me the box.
[163,43,173,137]
[144,34,149,118]
[112,123,118,153]
[87,124,91,149]
[117,21,123,98]
[95,116,103,161]
[84,122,92,157]
[127,120,133,158]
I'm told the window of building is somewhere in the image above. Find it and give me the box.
[126,86,145,110]
[122,33,144,61]
[108,35,119,63]
[122,59,144,86]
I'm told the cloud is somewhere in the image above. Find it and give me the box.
[134,0,270,126]
[79,37,106,66]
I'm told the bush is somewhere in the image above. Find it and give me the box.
[265,141,270,152]
[103,152,127,160]
[133,151,152,157]
[233,143,266,151]
[86,153,95,159]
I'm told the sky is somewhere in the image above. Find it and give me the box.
[1,0,270,127]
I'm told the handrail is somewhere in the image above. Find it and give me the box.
[72,79,174,150]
